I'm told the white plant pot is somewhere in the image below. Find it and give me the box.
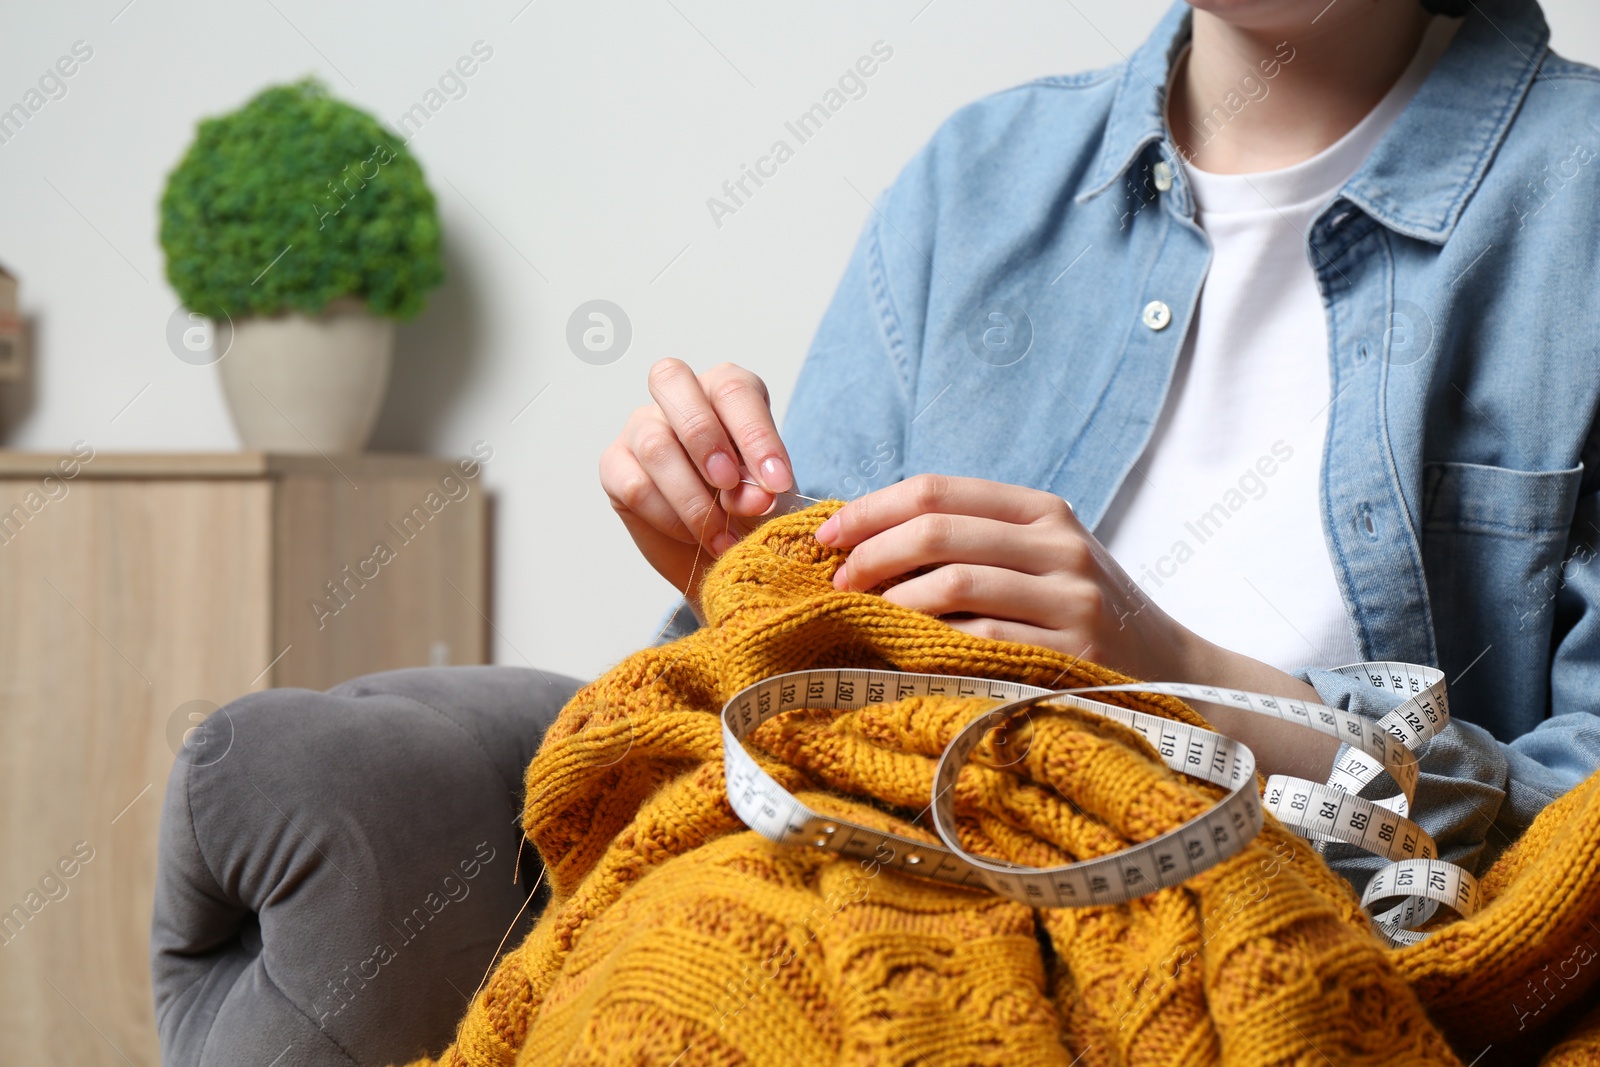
[218,297,395,453]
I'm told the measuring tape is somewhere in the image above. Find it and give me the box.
[721,662,1479,945]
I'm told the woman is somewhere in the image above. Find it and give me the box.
[600,0,1600,889]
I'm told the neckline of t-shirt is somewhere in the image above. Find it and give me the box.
[1175,15,1460,217]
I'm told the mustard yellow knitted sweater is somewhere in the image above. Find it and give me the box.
[409,502,1600,1067]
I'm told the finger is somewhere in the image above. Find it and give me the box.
[942,615,1078,656]
[816,473,1066,549]
[833,514,1079,594]
[646,358,743,491]
[722,478,778,517]
[721,485,785,540]
[612,505,712,599]
[601,445,708,546]
[700,365,793,493]
[877,564,1074,629]
[629,423,736,552]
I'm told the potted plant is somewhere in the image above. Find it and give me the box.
[160,77,444,452]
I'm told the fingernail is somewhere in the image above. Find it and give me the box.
[706,450,739,489]
[815,516,838,544]
[712,531,733,553]
[759,457,791,493]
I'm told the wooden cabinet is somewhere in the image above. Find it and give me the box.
[0,451,488,1065]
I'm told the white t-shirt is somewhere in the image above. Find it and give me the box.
[1097,17,1457,674]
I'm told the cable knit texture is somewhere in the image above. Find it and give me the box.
[405,502,1600,1067]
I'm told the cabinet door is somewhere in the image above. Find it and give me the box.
[0,477,273,1066]
[271,470,487,690]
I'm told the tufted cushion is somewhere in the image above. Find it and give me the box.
[151,666,585,1067]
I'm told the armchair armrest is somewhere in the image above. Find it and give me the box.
[151,665,585,1067]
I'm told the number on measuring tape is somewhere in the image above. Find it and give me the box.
[720,660,1471,944]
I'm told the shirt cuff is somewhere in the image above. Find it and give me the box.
[650,598,702,647]
[1289,665,1513,895]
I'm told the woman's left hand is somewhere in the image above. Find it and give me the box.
[813,473,1199,681]
[806,473,1344,777]
[813,474,1339,780]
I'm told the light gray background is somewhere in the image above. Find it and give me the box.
[2,1,1595,681]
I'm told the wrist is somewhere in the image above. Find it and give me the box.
[1162,630,1338,782]
[1170,626,1313,701]
[1164,620,1224,686]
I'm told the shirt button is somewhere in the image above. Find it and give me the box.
[1153,161,1174,191]
[1141,300,1172,330]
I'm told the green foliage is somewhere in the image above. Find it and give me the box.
[160,77,443,321]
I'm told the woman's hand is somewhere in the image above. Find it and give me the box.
[600,359,795,620]
[814,473,1190,679]
[814,474,1339,779]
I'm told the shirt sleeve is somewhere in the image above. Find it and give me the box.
[1293,481,1600,893]
[650,598,700,647]
[779,190,919,502]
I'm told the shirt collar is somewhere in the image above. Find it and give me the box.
[1074,0,1550,246]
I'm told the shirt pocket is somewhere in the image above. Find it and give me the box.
[1418,460,1585,733]
[1421,461,1584,541]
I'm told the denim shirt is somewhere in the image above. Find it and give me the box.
[655,0,1600,889]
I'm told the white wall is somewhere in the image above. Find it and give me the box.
[2,1,1596,682]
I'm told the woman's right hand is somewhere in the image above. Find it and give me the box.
[599,358,796,620]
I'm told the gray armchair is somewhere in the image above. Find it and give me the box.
[151,665,586,1067]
